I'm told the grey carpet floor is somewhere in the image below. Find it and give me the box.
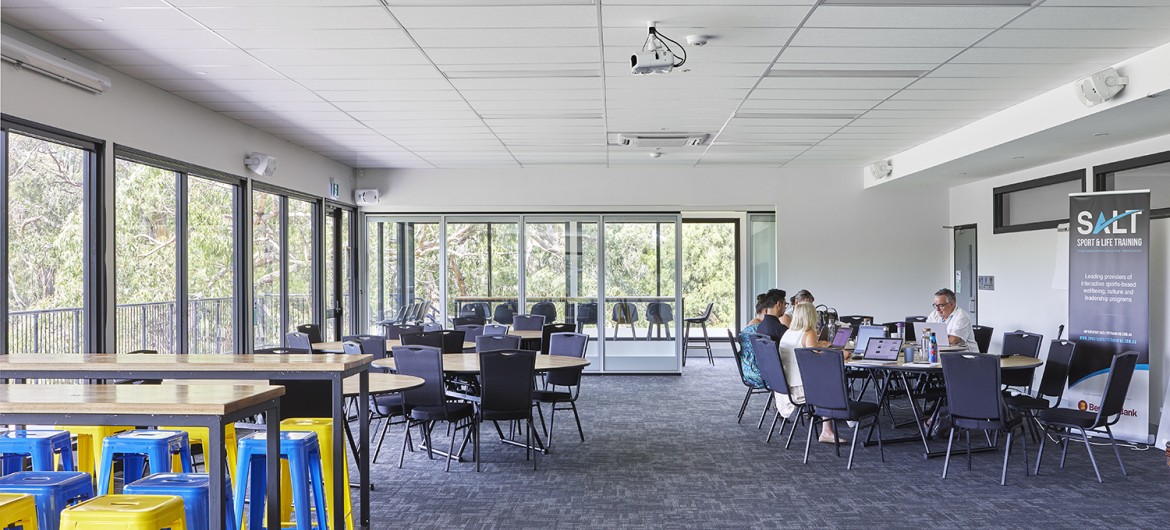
[354,359,1170,529]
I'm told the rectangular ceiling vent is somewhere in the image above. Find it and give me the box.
[614,133,709,148]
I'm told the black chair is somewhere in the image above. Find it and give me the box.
[452,316,485,327]
[455,324,485,351]
[574,302,598,328]
[610,302,639,339]
[1035,351,1138,483]
[1001,330,1044,390]
[880,321,901,338]
[645,302,673,340]
[402,330,466,353]
[286,331,313,353]
[532,333,588,449]
[493,302,518,325]
[478,350,539,471]
[511,314,545,331]
[1005,340,1076,440]
[422,322,442,332]
[476,334,522,353]
[460,302,490,322]
[838,315,873,338]
[750,334,808,448]
[683,302,714,366]
[396,346,476,472]
[530,302,558,324]
[939,352,1029,485]
[539,323,578,355]
[729,330,769,424]
[904,316,927,341]
[255,346,329,420]
[342,335,396,460]
[296,323,323,343]
[972,325,994,353]
[341,334,388,361]
[382,323,423,340]
[794,347,885,469]
[482,324,509,336]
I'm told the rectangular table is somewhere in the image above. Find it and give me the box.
[0,383,284,530]
[0,353,373,530]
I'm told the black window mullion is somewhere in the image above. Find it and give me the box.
[86,146,107,354]
[279,196,290,347]
[235,182,248,354]
[0,130,8,354]
[175,172,189,353]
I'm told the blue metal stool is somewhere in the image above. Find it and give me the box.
[98,430,193,495]
[0,471,93,530]
[125,472,237,530]
[0,430,75,475]
[235,432,327,530]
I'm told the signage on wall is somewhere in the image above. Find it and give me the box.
[328,178,340,200]
[977,276,995,290]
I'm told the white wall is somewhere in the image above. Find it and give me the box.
[949,132,1170,428]
[357,165,952,326]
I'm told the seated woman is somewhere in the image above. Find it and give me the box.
[736,294,769,389]
[779,289,814,328]
[777,301,846,443]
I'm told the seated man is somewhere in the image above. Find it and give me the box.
[926,288,977,352]
[754,289,789,341]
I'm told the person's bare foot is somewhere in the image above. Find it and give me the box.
[818,432,848,444]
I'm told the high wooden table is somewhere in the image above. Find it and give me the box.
[372,353,589,374]
[0,354,373,530]
[0,383,284,529]
[313,340,474,354]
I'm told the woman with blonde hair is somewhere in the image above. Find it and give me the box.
[777,302,845,443]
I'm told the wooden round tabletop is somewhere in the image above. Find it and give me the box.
[507,330,543,340]
[342,373,425,396]
[372,353,589,375]
[848,354,1043,372]
[313,340,474,354]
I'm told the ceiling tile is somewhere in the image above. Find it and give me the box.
[409,28,598,48]
[804,5,1026,28]
[2,6,203,31]
[182,6,398,30]
[601,5,810,28]
[977,28,1170,48]
[1010,6,1170,29]
[789,28,990,47]
[390,6,596,28]
[217,29,413,49]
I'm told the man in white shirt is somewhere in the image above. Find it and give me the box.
[926,288,978,352]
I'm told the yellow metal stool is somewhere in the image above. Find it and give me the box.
[0,492,39,530]
[60,494,186,529]
[280,418,353,530]
[160,425,238,485]
[54,426,133,479]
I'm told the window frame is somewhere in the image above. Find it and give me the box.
[681,217,741,339]
[252,181,323,348]
[1092,150,1170,220]
[993,169,1086,234]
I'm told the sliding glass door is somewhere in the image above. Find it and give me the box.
[601,216,680,371]
[524,217,599,370]
[446,217,519,327]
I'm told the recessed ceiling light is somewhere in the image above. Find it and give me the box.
[735,112,860,120]
[767,69,926,78]
[1093,132,1110,137]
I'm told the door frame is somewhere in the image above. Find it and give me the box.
[952,223,978,324]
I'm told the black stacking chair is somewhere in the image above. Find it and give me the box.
[493,302,518,325]
[880,322,901,337]
[1001,330,1044,390]
[611,302,639,339]
[533,333,588,449]
[1005,340,1075,440]
[453,316,485,327]
[904,316,927,341]
[422,322,442,332]
[286,331,313,353]
[455,324,485,351]
[530,302,558,324]
[341,336,395,459]
[729,330,769,424]
[838,315,873,338]
[460,302,490,322]
[296,323,323,343]
[972,325,994,353]
[476,334,522,353]
[512,314,546,331]
[478,350,539,471]
[341,334,388,361]
[402,329,465,353]
[539,322,578,355]
[750,334,808,448]
[396,346,475,472]
[482,323,509,336]
[382,323,423,340]
[940,352,1029,485]
[646,302,673,339]
[574,302,599,328]
[683,302,714,366]
[1035,351,1138,483]
[795,347,885,469]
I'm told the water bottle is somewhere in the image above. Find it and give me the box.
[920,328,931,356]
[929,332,939,363]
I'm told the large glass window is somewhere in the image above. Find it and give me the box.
[1095,152,1170,219]
[252,190,282,349]
[365,218,441,331]
[748,213,776,312]
[187,177,235,354]
[324,206,355,340]
[287,198,315,333]
[115,159,178,353]
[994,170,1085,233]
[447,219,519,325]
[602,217,679,371]
[682,220,738,338]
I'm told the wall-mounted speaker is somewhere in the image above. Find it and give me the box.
[354,188,380,206]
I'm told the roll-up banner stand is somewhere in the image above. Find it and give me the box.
[1066,190,1151,444]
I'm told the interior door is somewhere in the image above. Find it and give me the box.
[953,224,978,323]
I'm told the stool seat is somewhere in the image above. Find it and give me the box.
[0,492,38,530]
[60,494,187,529]
[0,471,94,530]
[126,473,235,530]
[0,430,75,474]
[55,426,132,479]
[99,431,193,496]
[235,432,327,530]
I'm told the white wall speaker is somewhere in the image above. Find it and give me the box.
[354,188,380,206]
[244,152,277,177]
[868,159,893,179]
[1075,67,1128,107]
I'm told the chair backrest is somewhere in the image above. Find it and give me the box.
[695,302,714,320]
[940,352,1005,423]
[540,322,579,354]
[421,322,442,332]
[1094,351,1139,426]
[383,323,422,340]
[729,330,752,387]
[454,324,485,344]
[460,302,489,320]
[839,315,873,336]
[453,316,485,327]
[286,332,313,353]
[530,301,558,323]
[393,346,446,410]
[646,302,674,324]
[493,302,516,325]
[880,321,901,337]
[545,332,588,387]
[341,334,387,359]
[479,350,537,414]
[1003,330,1043,358]
[512,314,546,331]
[296,324,323,343]
[476,334,522,353]
[972,325,994,353]
[342,340,362,355]
[1036,339,1076,401]
[575,302,598,324]
[611,302,638,323]
[424,329,465,352]
[749,334,790,395]
[794,348,851,411]
[904,316,927,341]
[399,332,439,349]
[482,323,509,336]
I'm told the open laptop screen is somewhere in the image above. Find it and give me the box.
[830,327,852,348]
[852,325,886,354]
[864,337,903,361]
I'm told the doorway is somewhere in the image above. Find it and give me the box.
[952,224,977,323]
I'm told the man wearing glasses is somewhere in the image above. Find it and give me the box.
[926,288,978,352]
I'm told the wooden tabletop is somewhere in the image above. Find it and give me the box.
[508,330,543,340]
[0,353,371,373]
[313,340,474,354]
[847,355,1043,371]
[372,353,589,375]
[0,383,285,416]
[342,373,425,396]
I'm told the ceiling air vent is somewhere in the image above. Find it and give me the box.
[615,133,709,148]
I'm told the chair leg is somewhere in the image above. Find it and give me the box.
[1059,430,1070,469]
[1105,426,1127,476]
[846,420,860,470]
[529,418,538,470]
[1000,430,1013,486]
[423,421,435,461]
[759,394,773,429]
[373,414,394,464]
[474,416,481,473]
[766,411,783,443]
[702,323,713,365]
[874,415,885,462]
[570,402,585,442]
[1078,427,1102,483]
[803,416,816,464]
[1020,425,1029,477]
[399,420,413,469]
[1034,424,1047,476]
[536,404,548,437]
[785,406,804,450]
[737,388,753,423]
[445,420,458,472]
[681,323,689,367]
[547,403,558,449]
[966,429,973,471]
[942,427,955,479]
[831,420,841,458]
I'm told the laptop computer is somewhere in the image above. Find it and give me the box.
[912,321,971,352]
[851,337,903,366]
[828,326,853,349]
[850,325,887,358]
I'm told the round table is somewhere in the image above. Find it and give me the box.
[342,372,424,396]
[372,353,589,374]
[313,340,474,354]
[848,354,1044,372]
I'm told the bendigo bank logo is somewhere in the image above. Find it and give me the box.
[1078,400,1088,411]
[1076,209,1143,235]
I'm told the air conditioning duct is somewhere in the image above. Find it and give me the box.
[614,133,709,148]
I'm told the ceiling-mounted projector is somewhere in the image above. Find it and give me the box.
[631,23,686,75]
[1076,67,1128,107]
[244,152,277,177]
